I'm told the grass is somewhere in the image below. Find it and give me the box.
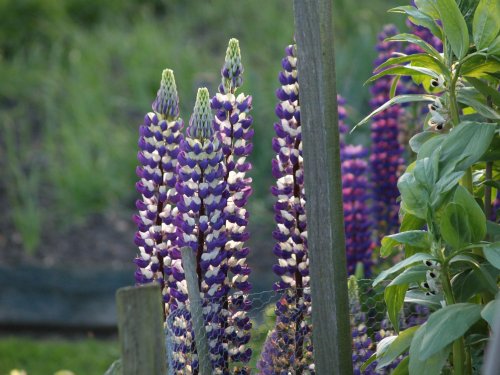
[0,337,119,375]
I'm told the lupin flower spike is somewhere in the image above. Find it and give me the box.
[173,87,231,373]
[211,37,254,372]
[220,38,244,93]
[370,25,405,238]
[134,69,184,316]
[152,69,180,120]
[271,42,315,374]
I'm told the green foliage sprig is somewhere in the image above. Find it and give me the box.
[356,0,500,374]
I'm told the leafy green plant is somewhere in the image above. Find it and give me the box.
[356,0,499,374]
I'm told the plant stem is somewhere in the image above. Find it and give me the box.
[485,161,493,219]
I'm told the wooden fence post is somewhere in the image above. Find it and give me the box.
[292,1,354,374]
[181,246,212,375]
[116,284,167,375]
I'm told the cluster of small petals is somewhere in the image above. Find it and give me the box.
[134,69,184,314]
[271,43,314,373]
[370,25,406,237]
[210,39,254,371]
[341,145,374,276]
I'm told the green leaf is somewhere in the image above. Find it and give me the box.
[487,220,500,241]
[481,299,499,329]
[461,55,500,78]
[398,173,430,219]
[489,35,500,55]
[484,242,500,269]
[390,266,427,286]
[432,0,470,59]
[381,231,432,257]
[360,353,377,372]
[473,0,500,50]
[457,90,500,119]
[453,265,500,302]
[466,77,500,107]
[419,303,482,360]
[391,356,410,375]
[389,6,443,39]
[440,202,471,249]
[400,212,426,232]
[386,33,442,59]
[376,326,420,370]
[417,134,446,160]
[409,323,450,375]
[390,75,400,99]
[439,121,496,172]
[367,65,441,84]
[353,94,436,131]
[385,284,408,333]
[415,0,440,18]
[409,131,439,154]
[405,290,442,308]
[375,53,447,77]
[373,253,436,286]
[453,186,487,243]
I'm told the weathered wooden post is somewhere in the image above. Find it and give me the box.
[116,284,167,375]
[293,1,353,374]
[181,246,212,375]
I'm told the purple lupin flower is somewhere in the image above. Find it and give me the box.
[342,145,374,276]
[175,87,229,373]
[369,25,406,238]
[134,69,184,313]
[271,43,315,374]
[211,38,253,371]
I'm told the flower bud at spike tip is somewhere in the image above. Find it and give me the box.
[152,69,180,120]
[221,38,244,93]
[187,88,214,139]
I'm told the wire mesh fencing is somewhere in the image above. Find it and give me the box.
[164,279,430,374]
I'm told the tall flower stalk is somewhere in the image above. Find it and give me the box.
[211,38,253,371]
[174,87,229,373]
[270,43,314,374]
[134,69,184,314]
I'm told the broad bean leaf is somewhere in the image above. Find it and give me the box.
[360,353,377,372]
[457,90,500,119]
[376,325,420,370]
[390,6,443,39]
[400,212,426,232]
[353,94,436,130]
[484,242,500,269]
[375,53,447,77]
[419,303,482,360]
[385,33,442,59]
[461,55,500,77]
[391,356,409,375]
[366,66,441,84]
[417,134,445,160]
[440,202,470,249]
[373,253,436,286]
[481,299,500,330]
[432,0,469,59]
[414,157,438,189]
[453,186,487,243]
[466,77,500,107]
[473,0,500,50]
[452,265,500,302]
[409,323,450,375]
[381,231,432,258]
[405,290,442,308]
[439,121,496,172]
[489,35,500,55]
[487,220,500,241]
[398,173,429,219]
[409,131,439,153]
[385,284,408,333]
[415,0,440,18]
[389,266,427,286]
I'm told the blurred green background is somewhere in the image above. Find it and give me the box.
[0,0,406,373]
